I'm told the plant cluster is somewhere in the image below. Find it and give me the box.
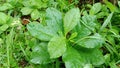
[0,0,120,68]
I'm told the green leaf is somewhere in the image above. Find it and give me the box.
[21,7,33,15]
[81,15,96,31]
[0,12,8,25]
[74,46,105,66]
[46,8,63,34]
[83,64,93,68]
[76,33,104,48]
[30,43,53,64]
[72,15,97,41]
[89,3,102,15]
[27,8,63,41]
[73,23,91,40]
[82,49,105,66]
[27,22,57,41]
[100,12,113,32]
[104,0,118,12]
[48,36,66,58]
[0,24,9,34]
[22,0,31,7]
[64,8,80,36]
[22,0,48,9]
[0,3,13,11]
[31,9,40,20]
[62,47,85,68]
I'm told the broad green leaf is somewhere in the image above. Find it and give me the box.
[0,24,9,34]
[6,0,23,6]
[48,36,66,58]
[0,12,8,25]
[83,64,93,68]
[62,47,85,68]
[28,8,63,41]
[64,8,80,36]
[0,3,13,11]
[100,12,113,32]
[21,7,33,15]
[82,49,105,66]
[22,0,31,7]
[76,34,104,48]
[46,8,63,34]
[81,15,96,31]
[22,0,48,9]
[31,9,40,20]
[27,22,57,41]
[7,16,14,26]
[89,3,101,15]
[72,15,97,41]
[73,23,91,40]
[31,43,53,64]
[27,8,64,41]
[35,0,48,8]
[74,46,105,66]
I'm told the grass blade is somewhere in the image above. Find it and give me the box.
[99,12,113,32]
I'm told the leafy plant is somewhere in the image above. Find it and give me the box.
[27,7,105,68]
[21,0,55,20]
[1,0,120,68]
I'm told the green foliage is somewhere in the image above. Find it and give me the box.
[31,9,40,20]
[27,22,54,41]
[30,42,52,64]
[0,12,8,25]
[64,8,80,36]
[62,47,84,68]
[48,36,66,58]
[0,24,9,34]
[0,0,120,68]
[21,7,33,15]
[46,7,63,34]
[76,33,104,48]
[100,12,113,31]
[89,3,102,15]
[0,3,13,11]
[104,0,118,12]
[27,7,105,68]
